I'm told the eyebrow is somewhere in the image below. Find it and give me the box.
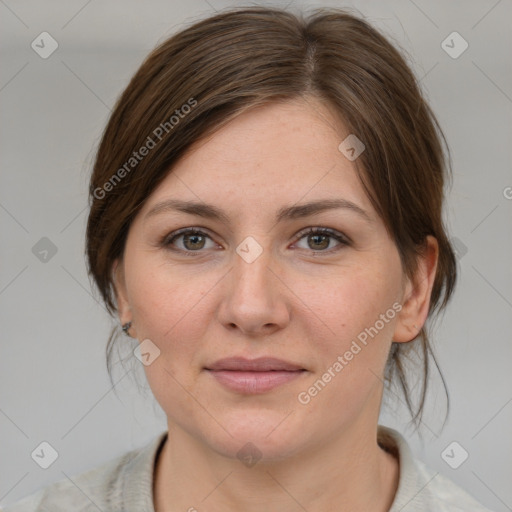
[144,198,372,223]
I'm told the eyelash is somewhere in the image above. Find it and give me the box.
[160,226,350,256]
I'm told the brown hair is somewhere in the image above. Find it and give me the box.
[86,6,457,430]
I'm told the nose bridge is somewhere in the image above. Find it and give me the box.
[217,235,289,333]
[232,237,274,302]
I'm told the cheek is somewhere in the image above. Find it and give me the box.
[292,268,400,426]
[125,263,216,426]
[289,260,403,419]
[123,257,222,407]
[126,254,214,341]
[294,262,401,349]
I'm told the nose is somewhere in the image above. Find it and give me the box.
[216,242,291,337]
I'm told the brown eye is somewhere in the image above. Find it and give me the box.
[294,228,349,253]
[307,233,330,250]
[182,232,206,250]
[163,229,216,253]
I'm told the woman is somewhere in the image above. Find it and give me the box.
[5,6,495,512]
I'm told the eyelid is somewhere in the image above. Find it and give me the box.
[293,226,351,245]
[291,226,351,253]
[163,226,213,240]
[161,226,219,250]
[160,226,351,254]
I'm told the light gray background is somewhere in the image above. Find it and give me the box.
[1,0,511,510]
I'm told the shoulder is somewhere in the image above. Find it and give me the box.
[411,457,495,512]
[1,432,167,512]
[378,425,496,512]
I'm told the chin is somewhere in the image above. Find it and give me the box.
[202,411,308,463]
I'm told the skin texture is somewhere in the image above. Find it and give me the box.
[113,97,438,512]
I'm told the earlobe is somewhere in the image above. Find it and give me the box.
[392,236,439,343]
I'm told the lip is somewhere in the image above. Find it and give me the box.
[206,356,304,372]
[205,357,306,394]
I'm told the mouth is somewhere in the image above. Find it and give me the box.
[206,356,305,372]
[204,357,306,394]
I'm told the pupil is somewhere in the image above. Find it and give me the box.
[184,233,205,250]
[310,234,328,249]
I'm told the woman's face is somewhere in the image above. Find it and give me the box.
[114,98,430,460]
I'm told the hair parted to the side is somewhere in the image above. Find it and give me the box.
[85,6,457,431]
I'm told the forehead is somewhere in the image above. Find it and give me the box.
[140,98,373,220]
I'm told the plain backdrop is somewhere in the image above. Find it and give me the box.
[1,0,511,510]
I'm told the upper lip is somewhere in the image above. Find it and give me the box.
[206,357,304,372]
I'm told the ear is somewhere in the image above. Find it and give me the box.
[393,236,439,343]
[112,258,131,324]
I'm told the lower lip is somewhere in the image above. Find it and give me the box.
[206,370,305,393]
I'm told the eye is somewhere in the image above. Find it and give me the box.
[293,227,350,253]
[162,228,218,253]
[160,226,350,255]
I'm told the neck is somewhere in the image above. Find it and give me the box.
[153,419,399,512]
